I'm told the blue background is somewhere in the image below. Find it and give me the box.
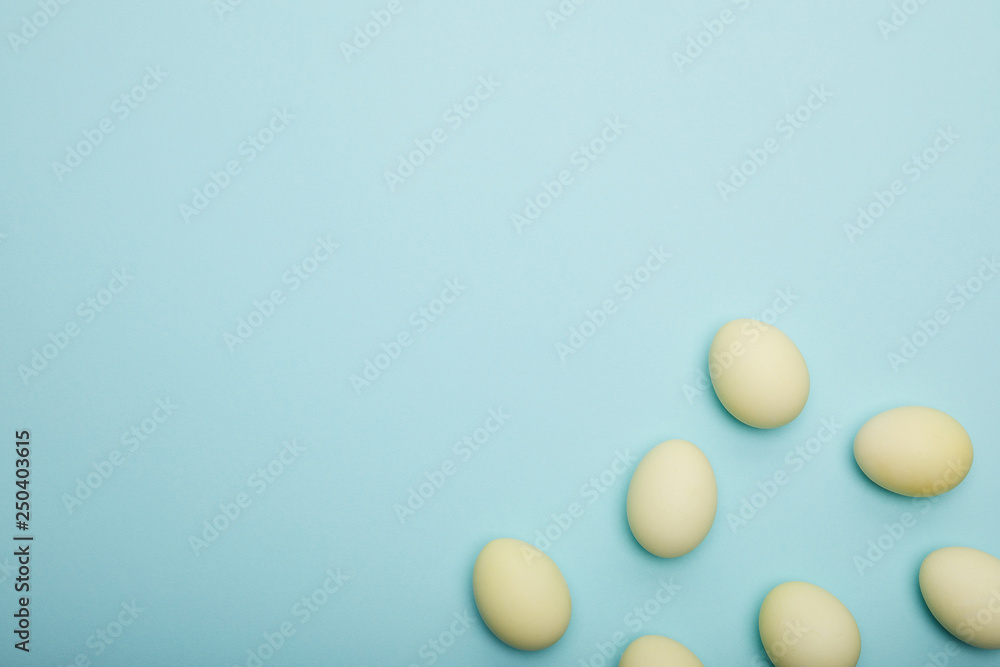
[1,0,999,665]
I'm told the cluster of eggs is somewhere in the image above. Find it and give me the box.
[471,319,998,665]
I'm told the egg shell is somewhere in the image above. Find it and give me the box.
[758,581,861,667]
[709,319,809,429]
[919,546,1000,649]
[618,634,703,666]
[853,406,973,497]
[626,440,717,558]
[472,538,571,651]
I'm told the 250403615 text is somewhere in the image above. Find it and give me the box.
[14,429,33,653]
